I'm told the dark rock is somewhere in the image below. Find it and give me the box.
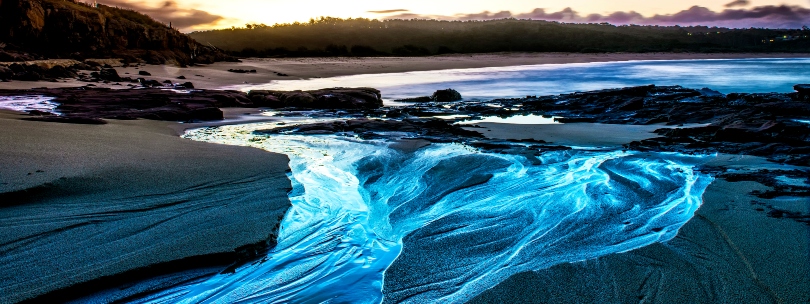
[177,75,186,79]
[138,71,152,76]
[46,65,77,79]
[395,96,433,103]
[180,82,194,89]
[228,69,258,74]
[0,66,12,80]
[97,68,121,82]
[248,87,383,109]
[0,88,255,123]
[795,84,810,101]
[162,80,173,84]
[259,118,483,139]
[432,89,462,102]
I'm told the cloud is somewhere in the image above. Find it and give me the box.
[96,0,224,30]
[385,5,810,29]
[724,0,751,8]
[368,9,409,14]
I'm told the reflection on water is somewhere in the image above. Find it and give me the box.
[0,96,60,115]
[460,114,561,125]
[225,58,810,101]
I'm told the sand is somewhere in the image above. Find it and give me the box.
[0,111,292,303]
[1,52,809,90]
[470,179,810,303]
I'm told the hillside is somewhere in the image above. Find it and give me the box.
[0,0,234,65]
[189,18,810,57]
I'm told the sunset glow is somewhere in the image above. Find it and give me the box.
[96,0,810,31]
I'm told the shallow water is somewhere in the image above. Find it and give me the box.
[0,96,60,115]
[226,58,810,101]
[114,122,713,303]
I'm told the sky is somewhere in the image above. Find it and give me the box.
[95,0,810,32]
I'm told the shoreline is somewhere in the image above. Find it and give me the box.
[1,52,808,90]
[0,110,293,303]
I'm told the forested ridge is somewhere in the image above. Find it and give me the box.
[188,18,810,57]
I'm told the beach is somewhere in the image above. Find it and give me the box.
[0,53,808,303]
[0,110,292,303]
[2,52,810,90]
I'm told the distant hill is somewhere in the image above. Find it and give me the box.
[189,17,810,57]
[0,0,234,65]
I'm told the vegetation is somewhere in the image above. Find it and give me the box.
[188,17,810,57]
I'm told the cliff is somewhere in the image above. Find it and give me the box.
[0,0,234,65]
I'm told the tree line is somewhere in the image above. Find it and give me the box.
[188,17,810,57]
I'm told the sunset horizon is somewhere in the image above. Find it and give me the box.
[89,0,810,32]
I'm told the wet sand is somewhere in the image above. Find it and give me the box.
[461,121,810,302]
[1,52,809,90]
[470,179,810,303]
[0,110,292,303]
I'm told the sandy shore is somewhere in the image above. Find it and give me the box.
[471,179,810,303]
[1,52,808,90]
[0,110,292,303]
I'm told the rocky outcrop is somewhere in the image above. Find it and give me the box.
[0,0,235,65]
[0,87,253,122]
[432,89,462,102]
[248,87,383,109]
[0,87,386,123]
[258,118,483,139]
[795,84,810,101]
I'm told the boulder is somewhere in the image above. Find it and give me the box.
[98,68,121,82]
[0,66,12,80]
[794,84,810,101]
[432,89,462,102]
[138,70,152,76]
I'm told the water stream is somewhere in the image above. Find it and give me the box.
[120,122,713,303]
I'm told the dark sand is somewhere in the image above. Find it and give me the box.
[470,179,810,303]
[457,122,810,303]
[0,111,292,303]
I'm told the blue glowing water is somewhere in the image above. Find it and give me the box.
[117,122,713,303]
[228,58,810,101]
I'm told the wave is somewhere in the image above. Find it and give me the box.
[123,124,712,303]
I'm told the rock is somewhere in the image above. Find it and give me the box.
[795,84,810,101]
[0,66,12,80]
[228,69,258,74]
[162,80,173,84]
[97,68,121,82]
[432,89,462,102]
[395,96,433,103]
[45,65,77,79]
[177,75,186,79]
[180,82,194,89]
[138,71,152,76]
[258,118,483,139]
[248,87,382,109]
[0,87,256,123]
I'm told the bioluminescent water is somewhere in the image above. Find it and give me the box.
[0,95,60,115]
[225,58,810,100]
[114,122,713,303]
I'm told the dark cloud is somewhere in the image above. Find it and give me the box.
[725,0,751,8]
[368,9,409,14]
[96,0,224,30]
[385,5,810,29]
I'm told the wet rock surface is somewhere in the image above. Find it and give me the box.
[378,84,810,167]
[248,87,383,109]
[259,118,483,140]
